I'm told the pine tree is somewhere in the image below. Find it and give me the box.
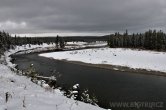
[55,35,59,48]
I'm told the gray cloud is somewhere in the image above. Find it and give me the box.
[0,0,166,35]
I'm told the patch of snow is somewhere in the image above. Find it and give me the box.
[40,47,166,73]
[72,91,79,94]
[66,42,107,49]
[73,84,80,89]
[3,43,56,68]
[66,42,87,45]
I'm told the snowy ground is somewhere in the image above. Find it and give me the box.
[10,41,107,55]
[0,64,105,110]
[66,41,107,47]
[0,43,106,110]
[40,48,166,73]
[65,41,107,49]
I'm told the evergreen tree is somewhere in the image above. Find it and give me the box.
[55,35,59,48]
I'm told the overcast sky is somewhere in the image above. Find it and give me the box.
[0,0,166,36]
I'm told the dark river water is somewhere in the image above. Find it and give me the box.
[12,53,166,110]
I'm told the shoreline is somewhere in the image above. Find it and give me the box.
[7,44,166,110]
[12,45,166,77]
[1,45,105,110]
[48,58,166,77]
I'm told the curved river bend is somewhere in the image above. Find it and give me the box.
[13,53,166,110]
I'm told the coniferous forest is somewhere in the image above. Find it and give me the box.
[108,30,166,51]
[0,31,66,55]
[1,29,166,56]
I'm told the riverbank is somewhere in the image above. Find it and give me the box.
[39,47,166,76]
[0,64,105,110]
[12,50,166,110]
[57,59,166,77]
[0,43,106,110]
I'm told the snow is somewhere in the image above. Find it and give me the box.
[39,47,166,73]
[66,41,107,47]
[65,42,107,49]
[73,84,79,89]
[66,42,87,45]
[72,91,79,94]
[2,43,57,68]
[0,64,105,110]
[0,43,106,110]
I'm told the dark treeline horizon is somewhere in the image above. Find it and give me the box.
[108,29,166,51]
[0,31,66,54]
[1,29,166,55]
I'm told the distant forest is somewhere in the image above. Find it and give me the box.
[0,31,109,55]
[0,29,166,55]
[108,30,166,51]
[0,31,65,54]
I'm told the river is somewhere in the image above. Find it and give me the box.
[12,52,166,110]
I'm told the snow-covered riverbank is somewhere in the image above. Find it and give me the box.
[0,64,105,110]
[40,47,166,73]
[0,43,106,110]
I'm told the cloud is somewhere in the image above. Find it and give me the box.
[0,20,27,31]
[0,0,166,35]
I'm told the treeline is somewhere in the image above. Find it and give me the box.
[108,30,166,51]
[0,31,65,54]
[0,31,12,54]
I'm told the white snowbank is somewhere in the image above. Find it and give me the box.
[0,64,104,110]
[3,43,56,68]
[39,48,166,73]
[66,42,87,45]
[66,42,107,49]
[66,41,107,46]
[0,43,106,110]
